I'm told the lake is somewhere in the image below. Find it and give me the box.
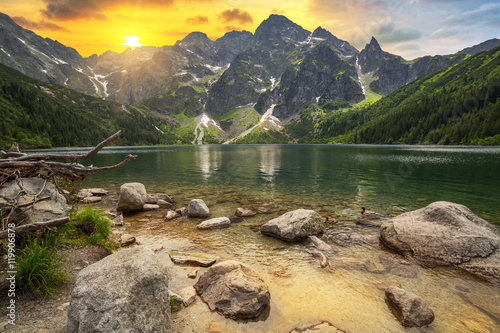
[77,144,500,226]
[35,144,500,332]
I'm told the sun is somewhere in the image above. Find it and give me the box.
[121,36,143,49]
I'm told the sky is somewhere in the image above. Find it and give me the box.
[1,0,499,60]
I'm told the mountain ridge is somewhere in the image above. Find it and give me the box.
[1,12,499,147]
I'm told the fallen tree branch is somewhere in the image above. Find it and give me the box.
[1,130,122,162]
[1,131,137,231]
[0,217,70,239]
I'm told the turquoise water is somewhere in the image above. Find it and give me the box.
[31,144,500,331]
[68,144,500,225]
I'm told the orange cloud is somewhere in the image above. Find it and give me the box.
[217,8,253,24]
[272,8,285,15]
[40,0,174,21]
[12,16,70,32]
[186,16,209,25]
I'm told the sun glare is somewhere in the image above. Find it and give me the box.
[121,36,143,49]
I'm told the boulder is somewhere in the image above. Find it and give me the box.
[260,209,324,242]
[169,251,218,267]
[197,217,231,230]
[187,199,210,217]
[0,177,67,223]
[385,286,434,327]
[380,201,500,282]
[67,246,170,332]
[117,183,147,212]
[194,260,270,319]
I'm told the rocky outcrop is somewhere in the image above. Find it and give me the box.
[187,199,210,217]
[385,286,434,327]
[197,217,231,230]
[117,183,147,212]
[67,246,170,332]
[194,260,270,319]
[0,177,67,223]
[260,209,324,241]
[380,201,500,282]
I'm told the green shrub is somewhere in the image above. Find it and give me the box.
[68,206,115,251]
[16,235,68,297]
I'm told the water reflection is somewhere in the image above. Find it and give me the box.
[260,147,281,181]
[195,145,222,181]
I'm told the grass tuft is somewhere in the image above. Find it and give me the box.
[68,206,116,252]
[16,235,68,297]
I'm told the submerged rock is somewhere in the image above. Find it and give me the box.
[197,217,231,230]
[169,251,217,267]
[305,235,338,255]
[165,210,181,221]
[260,209,324,242]
[236,207,257,217]
[67,247,170,332]
[187,199,210,217]
[290,321,346,333]
[380,201,500,282]
[385,286,434,327]
[117,182,147,212]
[194,260,270,319]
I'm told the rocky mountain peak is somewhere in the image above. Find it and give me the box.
[175,32,212,46]
[312,27,359,56]
[254,14,310,43]
[367,36,382,52]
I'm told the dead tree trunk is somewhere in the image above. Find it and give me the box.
[0,130,137,231]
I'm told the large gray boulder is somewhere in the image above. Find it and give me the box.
[187,199,210,217]
[117,183,147,212]
[380,201,500,282]
[385,286,434,327]
[0,177,67,223]
[67,246,171,332]
[260,209,324,241]
[194,260,270,319]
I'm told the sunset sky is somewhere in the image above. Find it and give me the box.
[1,0,499,60]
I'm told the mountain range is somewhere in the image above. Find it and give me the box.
[0,12,499,148]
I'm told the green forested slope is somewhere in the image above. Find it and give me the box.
[0,63,177,150]
[312,46,500,145]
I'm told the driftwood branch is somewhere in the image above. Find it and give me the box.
[1,131,137,231]
[0,217,70,239]
[1,130,122,162]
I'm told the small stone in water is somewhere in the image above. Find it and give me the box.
[188,268,199,278]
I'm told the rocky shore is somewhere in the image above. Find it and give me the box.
[2,181,500,332]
